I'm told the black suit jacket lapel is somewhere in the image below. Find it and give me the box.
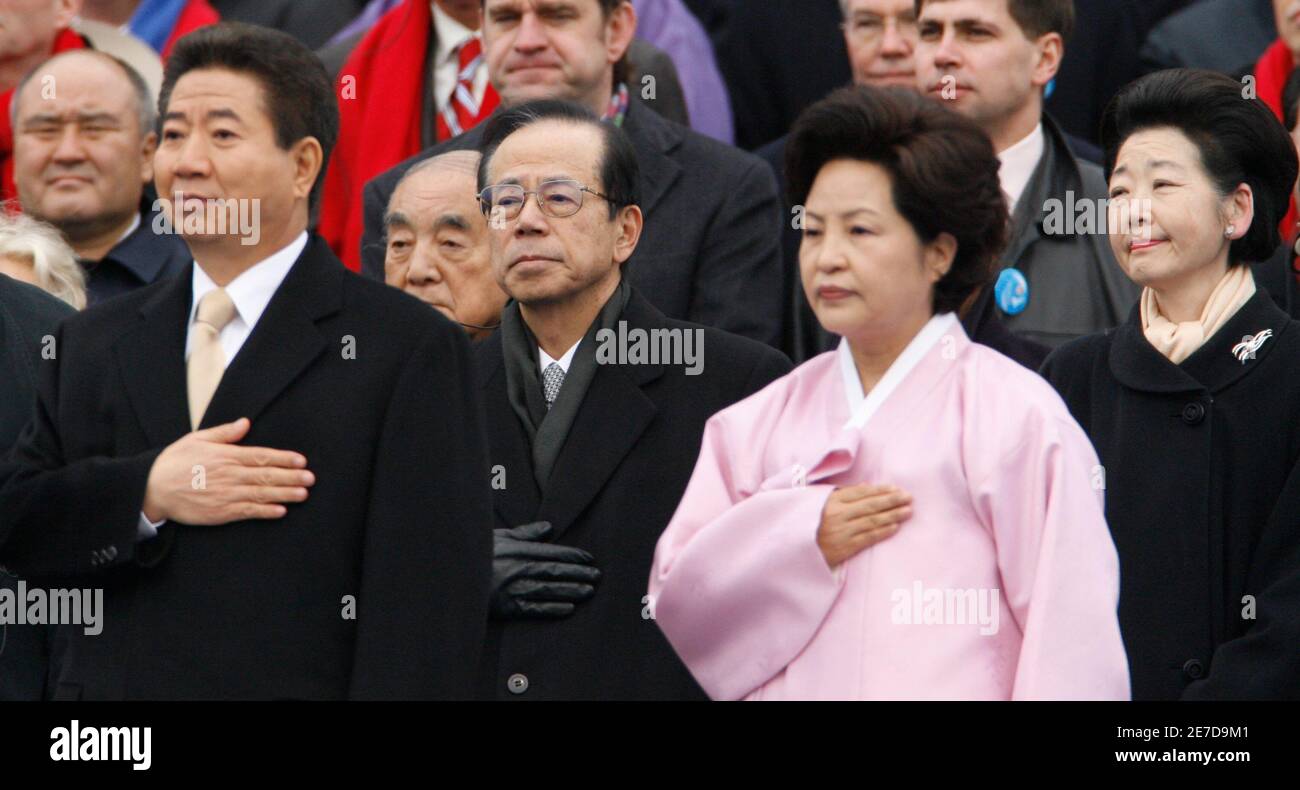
[200,236,344,429]
[536,291,667,539]
[478,333,541,528]
[115,266,194,447]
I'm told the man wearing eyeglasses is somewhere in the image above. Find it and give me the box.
[354,0,786,350]
[472,100,790,700]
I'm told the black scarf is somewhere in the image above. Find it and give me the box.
[500,279,630,493]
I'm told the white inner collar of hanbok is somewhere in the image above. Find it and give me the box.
[838,312,958,430]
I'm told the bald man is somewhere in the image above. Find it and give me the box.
[12,49,189,304]
[383,150,506,341]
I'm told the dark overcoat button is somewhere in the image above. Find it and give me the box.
[507,673,529,694]
[1181,402,1205,425]
[1183,659,1205,679]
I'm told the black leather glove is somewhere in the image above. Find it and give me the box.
[490,521,600,620]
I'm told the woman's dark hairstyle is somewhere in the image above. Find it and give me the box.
[785,85,1009,315]
[159,23,339,212]
[476,99,640,220]
[1100,68,1298,265]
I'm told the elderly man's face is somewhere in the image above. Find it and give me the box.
[482,119,638,306]
[384,162,505,337]
[14,52,153,241]
[482,0,634,110]
[843,0,918,88]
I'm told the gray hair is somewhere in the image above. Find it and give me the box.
[386,151,484,232]
[393,150,483,194]
[0,210,87,310]
[9,50,157,137]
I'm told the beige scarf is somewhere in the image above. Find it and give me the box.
[1141,265,1255,364]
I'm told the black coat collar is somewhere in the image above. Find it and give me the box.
[97,201,190,286]
[478,285,670,536]
[1003,112,1091,264]
[1109,288,1293,395]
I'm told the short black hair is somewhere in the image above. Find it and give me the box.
[1101,68,1298,265]
[159,22,339,212]
[785,85,1009,315]
[475,99,640,220]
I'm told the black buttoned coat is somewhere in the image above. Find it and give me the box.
[1041,289,1300,699]
[474,288,792,700]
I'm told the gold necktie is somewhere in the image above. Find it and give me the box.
[187,287,237,430]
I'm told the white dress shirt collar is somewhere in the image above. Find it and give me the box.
[539,339,581,375]
[116,212,142,245]
[433,1,476,66]
[998,122,1045,215]
[189,231,309,342]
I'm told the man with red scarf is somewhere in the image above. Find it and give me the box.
[0,0,91,202]
[320,0,499,274]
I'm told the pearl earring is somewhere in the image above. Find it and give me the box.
[1225,225,1236,238]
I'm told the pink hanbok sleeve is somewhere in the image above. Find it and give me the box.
[649,408,847,701]
[970,405,1131,700]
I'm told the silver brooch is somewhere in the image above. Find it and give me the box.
[1232,329,1273,364]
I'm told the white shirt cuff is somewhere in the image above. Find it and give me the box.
[137,512,165,540]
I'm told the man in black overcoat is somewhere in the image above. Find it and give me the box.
[473,100,791,699]
[0,24,492,700]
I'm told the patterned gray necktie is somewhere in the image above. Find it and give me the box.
[542,361,565,410]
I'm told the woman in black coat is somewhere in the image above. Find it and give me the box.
[1041,69,1300,700]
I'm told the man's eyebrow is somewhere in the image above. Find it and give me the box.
[953,18,999,33]
[21,111,122,126]
[384,210,412,228]
[435,214,471,232]
[161,107,245,124]
[19,113,66,126]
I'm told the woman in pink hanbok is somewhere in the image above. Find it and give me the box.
[648,86,1131,701]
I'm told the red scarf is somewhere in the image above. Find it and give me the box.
[0,28,89,205]
[1255,38,1300,255]
[321,0,438,271]
[162,0,220,60]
